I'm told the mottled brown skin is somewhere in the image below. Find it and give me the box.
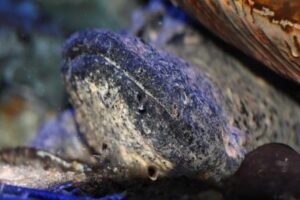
[171,0,300,81]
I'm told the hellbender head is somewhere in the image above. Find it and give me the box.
[62,29,244,182]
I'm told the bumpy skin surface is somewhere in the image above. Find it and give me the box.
[62,30,241,182]
[171,0,300,82]
[159,26,300,153]
[62,28,300,182]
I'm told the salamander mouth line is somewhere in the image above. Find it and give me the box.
[70,50,182,120]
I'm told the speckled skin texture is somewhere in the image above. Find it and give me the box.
[62,30,242,182]
[161,29,300,153]
[62,26,300,182]
[159,30,300,151]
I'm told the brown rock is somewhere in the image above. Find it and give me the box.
[226,143,300,199]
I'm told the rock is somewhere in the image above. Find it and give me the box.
[226,143,300,199]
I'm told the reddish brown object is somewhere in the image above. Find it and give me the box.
[171,0,300,82]
[0,96,25,119]
[227,143,300,199]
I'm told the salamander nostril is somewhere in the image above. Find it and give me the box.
[137,93,146,113]
[102,143,108,151]
[147,165,158,181]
